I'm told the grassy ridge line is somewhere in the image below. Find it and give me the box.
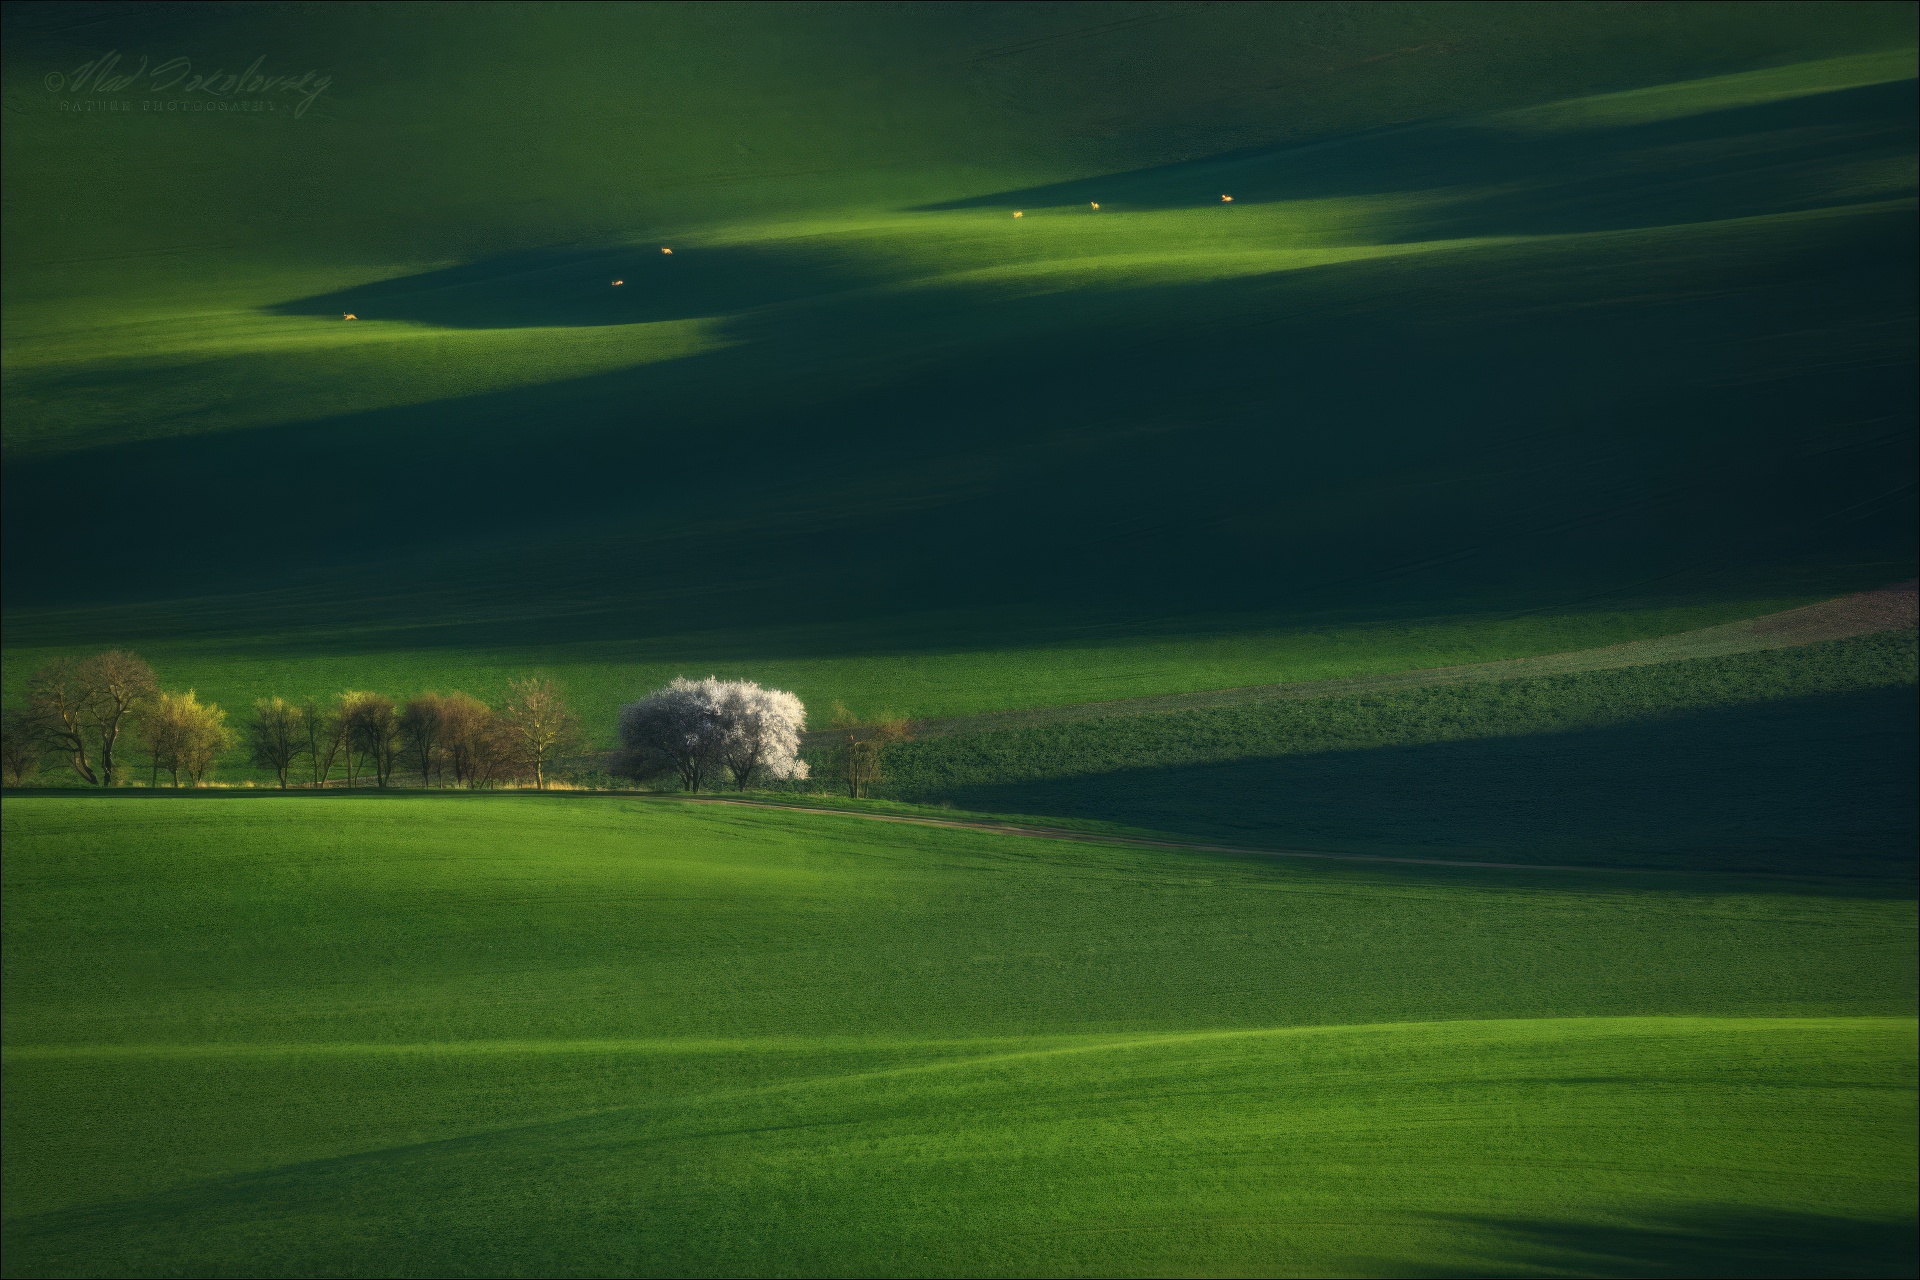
[27,1014,1899,1061]
[0,784,1676,876]
[670,795,1626,874]
[782,628,1917,878]
[900,579,1918,739]
[854,626,1917,794]
[0,592,1849,755]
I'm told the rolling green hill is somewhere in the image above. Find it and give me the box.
[4,3,1915,728]
[3,8,1916,1275]
[860,629,1920,879]
[3,795,1914,1276]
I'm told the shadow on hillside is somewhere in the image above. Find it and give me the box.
[933,686,1920,888]
[5,118,1914,649]
[1401,1206,1918,1279]
[263,77,1917,334]
[918,77,1918,240]
[268,243,903,330]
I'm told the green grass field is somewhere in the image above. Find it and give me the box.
[865,631,1920,878]
[4,795,1915,1277]
[4,4,1917,1275]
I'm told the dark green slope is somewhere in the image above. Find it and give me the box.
[8,192,1912,638]
[879,639,1920,881]
[2,2,1914,720]
[7,2,1909,283]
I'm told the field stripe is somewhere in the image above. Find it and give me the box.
[669,795,1651,872]
[11,1015,1907,1064]
[901,580,1919,739]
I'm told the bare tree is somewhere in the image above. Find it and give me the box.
[469,711,516,789]
[299,697,345,788]
[500,677,580,790]
[1,708,43,785]
[24,658,101,784]
[23,652,160,786]
[617,676,726,792]
[829,704,910,799]
[399,693,447,786]
[439,693,493,788]
[335,691,379,787]
[346,693,402,788]
[247,697,308,789]
[80,651,158,786]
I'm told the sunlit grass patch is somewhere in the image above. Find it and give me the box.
[1490,48,1919,133]
[2,796,1913,1275]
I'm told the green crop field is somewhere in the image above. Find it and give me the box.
[4,796,1915,1277]
[4,2,1917,1275]
[866,631,1920,877]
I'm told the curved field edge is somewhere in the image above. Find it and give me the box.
[902,581,1919,738]
[1,587,1888,743]
[736,628,1917,879]
[3,1017,1913,1278]
[864,628,1920,795]
[4,586,1914,790]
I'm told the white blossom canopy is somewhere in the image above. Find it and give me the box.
[618,676,807,791]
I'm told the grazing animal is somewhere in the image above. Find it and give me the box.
[342,313,357,320]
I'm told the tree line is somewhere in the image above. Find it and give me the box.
[2,651,582,791]
[3,653,911,796]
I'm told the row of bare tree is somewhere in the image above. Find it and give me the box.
[241,681,580,790]
[4,652,161,786]
[821,705,910,799]
[3,651,914,797]
[2,651,583,790]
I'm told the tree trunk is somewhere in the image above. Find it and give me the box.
[99,709,126,787]
[61,719,98,785]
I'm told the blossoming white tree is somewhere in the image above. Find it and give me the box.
[715,681,809,791]
[618,677,808,793]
